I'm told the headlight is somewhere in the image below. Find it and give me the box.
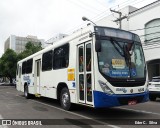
[98,80,114,95]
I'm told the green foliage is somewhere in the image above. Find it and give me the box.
[17,41,42,61]
[0,49,17,80]
[0,41,43,83]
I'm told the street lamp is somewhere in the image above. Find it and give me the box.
[82,16,97,26]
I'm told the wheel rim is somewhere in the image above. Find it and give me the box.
[62,92,69,107]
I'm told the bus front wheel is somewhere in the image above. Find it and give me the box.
[60,88,71,110]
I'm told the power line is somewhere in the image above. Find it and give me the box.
[78,0,103,12]
[143,46,160,50]
[74,0,136,23]
[67,0,99,14]
[94,0,141,19]
[144,37,160,42]
[94,0,111,8]
[146,39,160,43]
[129,0,146,7]
[140,31,160,37]
[64,0,141,34]
[111,0,137,9]
[129,25,160,31]
[142,38,160,50]
[87,1,130,24]
[133,0,159,7]
[64,0,159,35]
[91,1,132,22]
[143,40,160,46]
[92,0,142,24]
[92,0,158,24]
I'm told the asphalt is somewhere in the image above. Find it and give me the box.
[0,86,160,128]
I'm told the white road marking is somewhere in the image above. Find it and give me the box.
[12,94,121,128]
[107,125,122,128]
[7,89,160,127]
[0,115,9,128]
[28,98,121,128]
[117,107,160,116]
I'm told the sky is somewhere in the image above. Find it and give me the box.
[0,0,158,57]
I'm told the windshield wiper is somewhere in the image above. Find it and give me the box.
[110,38,130,68]
[123,44,130,67]
[110,38,124,57]
[110,38,135,69]
[123,42,135,66]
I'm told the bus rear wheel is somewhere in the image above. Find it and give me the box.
[24,85,31,99]
[60,88,71,110]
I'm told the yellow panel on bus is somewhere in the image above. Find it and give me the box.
[68,68,75,81]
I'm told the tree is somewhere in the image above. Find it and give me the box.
[0,49,17,83]
[17,41,42,61]
[0,41,42,83]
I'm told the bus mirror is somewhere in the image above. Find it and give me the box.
[95,41,101,52]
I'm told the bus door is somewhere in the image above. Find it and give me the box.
[34,60,41,94]
[77,41,93,105]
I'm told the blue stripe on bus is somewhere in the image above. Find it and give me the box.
[93,90,149,108]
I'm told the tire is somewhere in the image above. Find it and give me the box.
[24,85,32,99]
[149,96,156,101]
[60,88,71,110]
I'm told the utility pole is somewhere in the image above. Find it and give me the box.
[110,9,127,29]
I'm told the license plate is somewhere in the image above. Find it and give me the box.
[128,100,137,105]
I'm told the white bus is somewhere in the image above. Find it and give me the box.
[16,25,149,110]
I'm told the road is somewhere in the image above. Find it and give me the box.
[0,86,160,128]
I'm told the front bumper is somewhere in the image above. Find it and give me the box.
[93,90,149,108]
[149,91,160,97]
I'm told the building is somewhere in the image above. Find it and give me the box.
[96,0,160,80]
[4,35,44,54]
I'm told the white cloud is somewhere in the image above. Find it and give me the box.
[0,0,157,57]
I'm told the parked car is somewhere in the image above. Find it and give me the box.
[148,76,160,101]
[0,82,5,85]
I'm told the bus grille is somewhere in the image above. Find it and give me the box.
[117,95,144,105]
[110,81,145,87]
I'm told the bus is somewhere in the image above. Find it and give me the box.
[16,25,149,110]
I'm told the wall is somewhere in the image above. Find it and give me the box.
[128,1,160,43]
[10,35,16,51]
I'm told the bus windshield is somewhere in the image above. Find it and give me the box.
[98,39,146,79]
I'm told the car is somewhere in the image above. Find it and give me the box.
[0,82,5,85]
[148,76,160,101]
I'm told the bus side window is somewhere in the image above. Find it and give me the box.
[22,61,26,74]
[42,50,53,71]
[87,74,92,102]
[53,43,69,69]
[79,47,84,72]
[86,43,91,71]
[87,58,91,71]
